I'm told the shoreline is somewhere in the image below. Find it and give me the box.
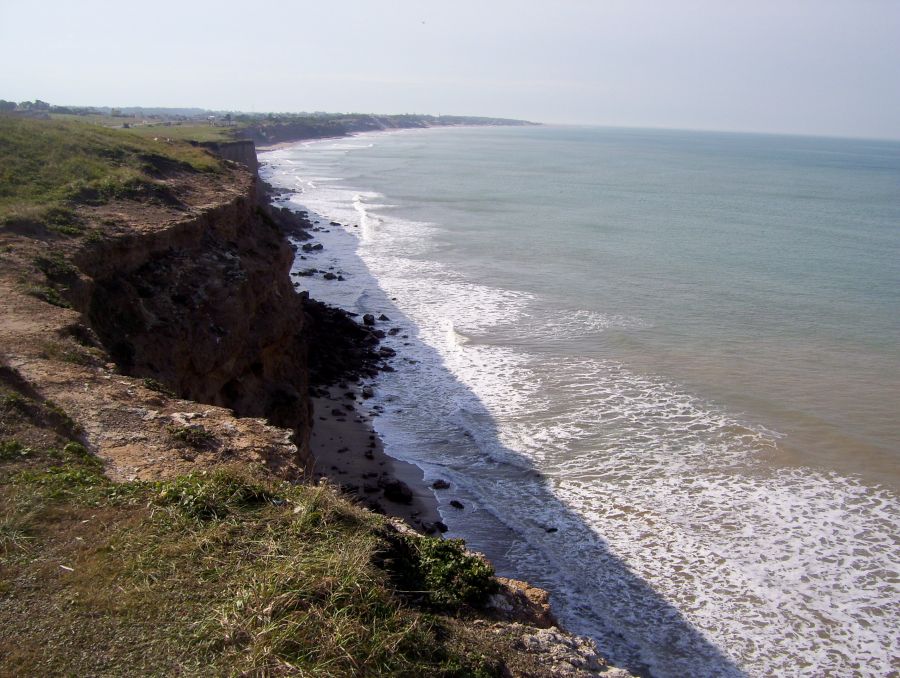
[308,386,442,532]
[260,177,443,533]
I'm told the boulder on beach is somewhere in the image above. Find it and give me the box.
[380,478,414,504]
[363,313,375,326]
[378,313,390,321]
[323,272,337,280]
[431,479,450,490]
[450,500,465,510]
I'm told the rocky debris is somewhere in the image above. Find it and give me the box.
[424,520,448,534]
[361,386,374,399]
[495,623,633,677]
[388,327,401,336]
[431,478,450,489]
[380,478,414,504]
[301,242,324,252]
[449,499,465,509]
[378,313,390,321]
[323,272,337,280]
[303,299,382,386]
[362,313,375,326]
[378,346,396,358]
[488,578,557,629]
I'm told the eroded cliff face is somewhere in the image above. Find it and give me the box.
[76,176,312,457]
[0,156,313,481]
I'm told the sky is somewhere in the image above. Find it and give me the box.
[1,0,899,139]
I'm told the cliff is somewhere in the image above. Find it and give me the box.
[0,117,630,677]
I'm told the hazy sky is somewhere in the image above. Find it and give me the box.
[2,0,899,139]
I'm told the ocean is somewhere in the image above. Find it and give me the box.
[259,125,900,677]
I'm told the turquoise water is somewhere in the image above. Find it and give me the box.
[261,126,900,677]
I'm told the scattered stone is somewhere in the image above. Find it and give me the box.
[450,500,465,510]
[361,386,374,399]
[330,408,345,417]
[431,479,450,490]
[380,478,414,504]
[362,313,375,326]
[323,272,337,280]
[378,313,390,321]
[388,327,401,336]
[378,347,396,358]
[545,527,559,533]
[329,221,341,226]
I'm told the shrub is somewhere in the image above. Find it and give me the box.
[153,470,276,521]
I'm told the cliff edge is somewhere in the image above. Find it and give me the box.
[0,117,631,677]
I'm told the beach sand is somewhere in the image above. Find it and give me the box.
[308,386,442,533]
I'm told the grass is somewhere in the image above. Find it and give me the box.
[0,117,223,227]
[126,123,239,143]
[0,448,506,676]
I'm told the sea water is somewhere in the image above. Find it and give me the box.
[260,126,900,677]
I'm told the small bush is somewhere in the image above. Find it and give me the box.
[0,440,30,460]
[166,424,215,448]
[414,538,498,607]
[142,378,175,397]
[24,284,71,308]
[33,251,76,280]
[386,534,499,609]
[153,470,276,521]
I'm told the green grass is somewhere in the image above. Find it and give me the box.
[0,455,504,676]
[0,117,223,226]
[126,123,239,143]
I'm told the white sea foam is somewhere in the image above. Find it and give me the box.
[259,143,900,677]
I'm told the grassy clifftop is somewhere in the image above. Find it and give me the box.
[0,117,221,223]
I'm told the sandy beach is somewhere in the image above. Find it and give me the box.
[308,386,442,532]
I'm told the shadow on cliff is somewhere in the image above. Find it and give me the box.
[283,203,746,678]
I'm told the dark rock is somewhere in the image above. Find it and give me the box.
[378,314,390,321]
[361,386,374,399]
[330,408,345,416]
[431,479,450,490]
[329,221,341,226]
[323,272,337,280]
[337,275,345,281]
[362,313,375,326]
[379,347,396,358]
[388,327,401,336]
[545,527,559,533]
[381,478,414,504]
[372,330,386,339]
[450,500,465,510]
[432,521,449,533]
